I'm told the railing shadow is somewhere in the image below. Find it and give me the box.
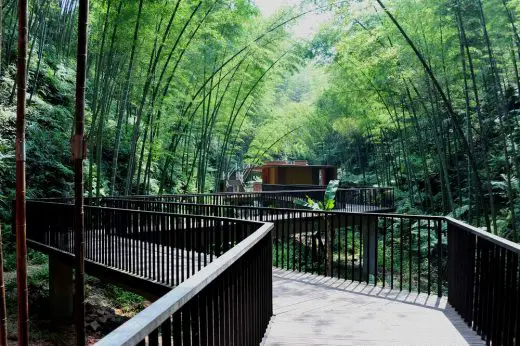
[270,268,484,345]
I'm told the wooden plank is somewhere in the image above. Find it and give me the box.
[262,269,485,345]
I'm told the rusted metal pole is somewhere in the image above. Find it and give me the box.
[74,0,88,344]
[16,0,29,343]
[0,225,8,346]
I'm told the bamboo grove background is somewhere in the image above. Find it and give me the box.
[1,0,520,243]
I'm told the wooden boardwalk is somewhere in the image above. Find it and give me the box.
[263,269,484,346]
[41,230,484,345]
[43,232,212,287]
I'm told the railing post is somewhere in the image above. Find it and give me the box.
[49,255,74,321]
[437,220,443,297]
[362,215,378,283]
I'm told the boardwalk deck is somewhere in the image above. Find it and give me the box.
[84,233,213,286]
[263,268,484,346]
[34,225,485,345]
[40,232,213,288]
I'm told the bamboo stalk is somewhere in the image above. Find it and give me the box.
[0,0,3,76]
[74,0,88,344]
[16,0,29,343]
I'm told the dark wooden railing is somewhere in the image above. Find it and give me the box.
[97,223,273,346]
[96,198,520,346]
[24,195,520,346]
[26,201,267,287]
[261,183,328,191]
[25,201,273,345]
[83,188,395,211]
[98,199,446,294]
[447,218,520,345]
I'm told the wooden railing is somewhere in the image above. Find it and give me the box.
[447,218,520,345]
[93,188,394,211]
[25,201,274,345]
[24,196,520,345]
[26,201,267,287]
[100,199,446,294]
[97,223,273,346]
[95,198,520,345]
[33,188,395,211]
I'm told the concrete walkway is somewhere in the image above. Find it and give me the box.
[263,268,484,345]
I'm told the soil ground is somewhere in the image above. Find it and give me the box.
[4,265,150,345]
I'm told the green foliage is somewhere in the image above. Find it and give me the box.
[294,179,339,211]
[103,284,147,311]
[1,0,520,251]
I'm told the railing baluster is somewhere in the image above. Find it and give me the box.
[343,213,348,280]
[366,214,370,283]
[427,219,431,295]
[148,328,159,346]
[358,214,362,283]
[351,215,355,281]
[417,218,421,294]
[390,216,394,289]
[408,218,412,292]
[437,220,443,297]
[182,304,191,345]
[400,217,403,291]
[382,217,386,288]
[161,317,172,346]
[494,246,504,344]
[148,212,152,280]
[181,216,186,282]
[191,216,196,277]
[504,250,513,343]
[197,217,202,272]
[336,213,340,279]
[295,210,300,272]
[218,275,225,345]
[282,210,286,270]
[514,253,519,345]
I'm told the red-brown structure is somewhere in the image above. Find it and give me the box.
[260,160,337,190]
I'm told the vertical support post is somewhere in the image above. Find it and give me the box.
[0,226,8,346]
[362,215,378,283]
[49,255,73,321]
[16,0,29,343]
[73,0,89,344]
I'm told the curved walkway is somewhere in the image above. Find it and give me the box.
[263,269,484,346]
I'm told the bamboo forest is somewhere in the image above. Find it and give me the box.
[1,0,520,344]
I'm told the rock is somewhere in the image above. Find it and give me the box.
[89,320,100,331]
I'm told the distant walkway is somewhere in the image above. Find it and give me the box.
[263,269,484,345]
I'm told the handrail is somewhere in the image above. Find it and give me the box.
[27,187,393,199]
[32,198,518,253]
[29,200,264,227]
[99,198,438,220]
[445,216,520,253]
[96,222,273,346]
[107,187,393,197]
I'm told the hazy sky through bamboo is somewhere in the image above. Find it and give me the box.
[253,0,331,39]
